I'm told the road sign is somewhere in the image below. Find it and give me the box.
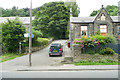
[19,42,21,45]
[24,33,34,38]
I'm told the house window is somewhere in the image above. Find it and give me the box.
[117,26,120,33]
[101,13,105,21]
[81,26,87,36]
[100,25,107,36]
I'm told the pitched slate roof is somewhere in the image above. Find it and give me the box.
[70,16,120,23]
[70,17,95,23]
[0,17,35,24]
[111,16,120,22]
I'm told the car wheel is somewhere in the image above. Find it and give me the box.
[60,54,62,57]
[49,54,52,57]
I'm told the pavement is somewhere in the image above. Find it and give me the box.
[0,63,119,72]
[16,64,119,71]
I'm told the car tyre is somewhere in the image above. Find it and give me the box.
[49,54,52,57]
[60,54,62,57]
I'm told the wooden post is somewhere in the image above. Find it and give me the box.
[19,42,21,54]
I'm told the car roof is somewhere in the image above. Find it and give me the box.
[51,43,61,46]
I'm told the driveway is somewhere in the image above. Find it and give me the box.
[1,40,68,71]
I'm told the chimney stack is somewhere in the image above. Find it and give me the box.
[102,5,104,8]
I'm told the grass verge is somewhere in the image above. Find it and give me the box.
[74,61,118,65]
[0,53,23,63]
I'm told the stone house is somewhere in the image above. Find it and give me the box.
[0,17,35,32]
[69,5,120,46]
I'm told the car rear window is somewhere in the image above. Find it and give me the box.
[50,46,59,49]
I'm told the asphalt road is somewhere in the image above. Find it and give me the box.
[1,40,67,71]
[1,70,118,78]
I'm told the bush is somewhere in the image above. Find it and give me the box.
[73,36,99,48]
[32,38,49,47]
[99,48,115,55]
[73,34,116,46]
[32,29,43,43]
[2,18,26,53]
[104,35,116,44]
[91,34,116,45]
[91,35,106,44]
[95,30,100,35]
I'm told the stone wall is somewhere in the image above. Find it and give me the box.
[72,44,118,62]
[72,44,81,62]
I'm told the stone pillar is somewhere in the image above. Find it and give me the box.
[69,8,72,50]
[72,44,82,62]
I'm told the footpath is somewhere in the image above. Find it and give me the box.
[16,64,119,71]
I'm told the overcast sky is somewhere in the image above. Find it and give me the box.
[0,0,119,17]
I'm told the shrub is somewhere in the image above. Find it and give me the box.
[91,34,116,45]
[32,38,49,47]
[99,48,115,55]
[32,29,43,43]
[73,34,116,51]
[95,30,100,35]
[73,36,99,48]
[91,35,106,44]
[2,18,26,53]
[104,35,116,44]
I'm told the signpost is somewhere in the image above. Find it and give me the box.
[24,33,34,38]
[19,42,21,54]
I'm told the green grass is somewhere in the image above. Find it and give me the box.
[74,61,118,65]
[0,53,23,63]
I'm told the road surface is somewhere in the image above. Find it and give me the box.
[1,40,67,71]
[1,70,119,78]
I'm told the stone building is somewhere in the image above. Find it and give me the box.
[69,5,120,46]
[0,17,35,32]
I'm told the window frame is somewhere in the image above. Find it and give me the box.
[100,25,107,36]
[80,26,88,37]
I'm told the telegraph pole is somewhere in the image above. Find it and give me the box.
[29,0,32,66]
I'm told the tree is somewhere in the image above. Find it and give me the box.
[90,5,118,16]
[1,8,11,17]
[16,9,26,17]
[64,0,80,17]
[90,10,99,17]
[106,5,118,16]
[33,2,70,39]
[10,6,18,16]
[2,17,26,52]
[32,28,43,43]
